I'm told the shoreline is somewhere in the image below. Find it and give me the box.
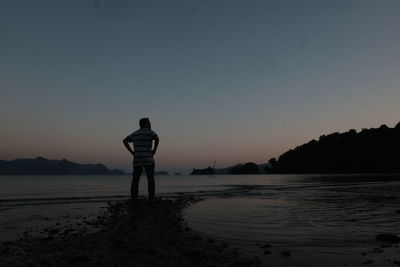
[0,196,261,267]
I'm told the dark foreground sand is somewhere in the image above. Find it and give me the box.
[0,196,261,267]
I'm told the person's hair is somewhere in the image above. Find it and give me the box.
[139,118,150,128]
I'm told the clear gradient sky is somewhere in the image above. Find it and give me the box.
[1,0,400,173]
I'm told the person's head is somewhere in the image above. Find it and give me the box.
[139,118,151,129]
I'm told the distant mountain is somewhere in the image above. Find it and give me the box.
[266,123,400,174]
[0,157,126,175]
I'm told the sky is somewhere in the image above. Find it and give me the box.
[1,0,400,174]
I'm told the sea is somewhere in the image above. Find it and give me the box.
[1,174,400,266]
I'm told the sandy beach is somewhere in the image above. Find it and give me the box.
[0,196,261,267]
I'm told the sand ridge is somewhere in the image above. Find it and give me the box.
[0,196,261,267]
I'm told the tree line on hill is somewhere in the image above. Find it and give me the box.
[191,122,400,175]
[265,123,400,173]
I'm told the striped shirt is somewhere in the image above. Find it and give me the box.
[126,128,158,166]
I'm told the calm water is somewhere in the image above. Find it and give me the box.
[184,174,400,266]
[1,174,400,266]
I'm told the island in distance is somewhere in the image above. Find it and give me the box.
[154,171,182,175]
[155,171,169,175]
[191,162,264,175]
[0,157,126,175]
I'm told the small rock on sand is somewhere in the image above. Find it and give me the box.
[361,260,373,265]
[1,246,11,254]
[263,250,271,255]
[375,233,400,243]
[280,251,291,257]
[260,244,271,249]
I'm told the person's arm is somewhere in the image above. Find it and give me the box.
[152,135,159,155]
[123,136,135,156]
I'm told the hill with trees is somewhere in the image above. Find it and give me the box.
[0,157,126,175]
[228,162,260,174]
[265,123,400,174]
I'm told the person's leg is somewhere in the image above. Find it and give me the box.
[131,165,143,200]
[145,164,155,201]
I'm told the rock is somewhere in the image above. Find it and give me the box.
[184,250,202,258]
[372,247,383,253]
[393,260,400,266]
[40,259,53,267]
[375,233,400,243]
[280,251,291,257]
[263,250,271,255]
[396,210,400,214]
[361,260,373,265]
[260,244,271,249]
[48,228,59,236]
[70,254,88,262]
[1,246,11,254]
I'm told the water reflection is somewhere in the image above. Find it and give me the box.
[185,174,400,267]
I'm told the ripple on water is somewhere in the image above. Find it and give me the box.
[185,194,400,267]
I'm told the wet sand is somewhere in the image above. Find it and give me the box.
[0,202,107,242]
[0,196,261,267]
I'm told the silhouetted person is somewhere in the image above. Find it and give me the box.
[123,118,159,201]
